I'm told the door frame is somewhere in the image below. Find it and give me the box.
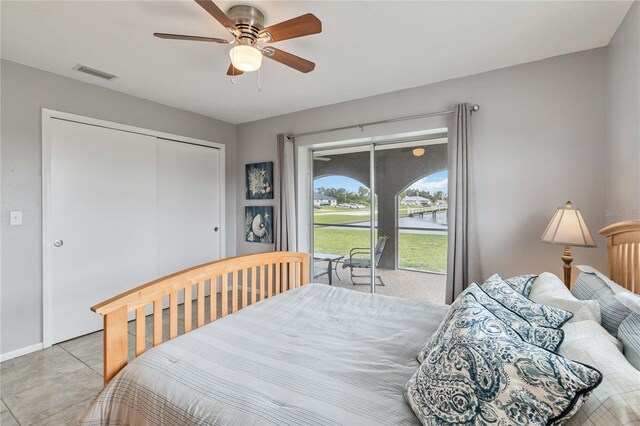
[41,108,226,348]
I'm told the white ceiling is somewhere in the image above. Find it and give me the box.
[1,1,632,124]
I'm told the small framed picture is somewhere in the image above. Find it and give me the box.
[246,162,274,199]
[245,206,273,243]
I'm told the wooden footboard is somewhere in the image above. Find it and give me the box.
[91,251,310,383]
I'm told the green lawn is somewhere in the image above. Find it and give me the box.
[313,213,371,224]
[313,228,447,273]
[313,207,423,225]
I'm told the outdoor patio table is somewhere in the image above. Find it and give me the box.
[313,253,344,286]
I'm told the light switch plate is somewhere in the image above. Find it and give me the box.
[10,211,22,226]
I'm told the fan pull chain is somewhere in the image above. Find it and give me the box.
[257,67,262,91]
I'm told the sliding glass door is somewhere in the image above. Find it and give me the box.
[312,145,375,292]
[311,137,448,302]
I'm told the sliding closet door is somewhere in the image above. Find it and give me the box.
[48,119,158,344]
[157,140,221,276]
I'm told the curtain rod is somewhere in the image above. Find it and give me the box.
[286,104,479,139]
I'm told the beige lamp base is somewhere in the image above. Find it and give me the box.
[561,245,573,288]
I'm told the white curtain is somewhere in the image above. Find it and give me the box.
[275,134,297,251]
[446,103,481,304]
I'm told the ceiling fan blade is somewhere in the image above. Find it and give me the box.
[154,33,230,43]
[263,47,315,73]
[194,0,237,33]
[259,13,321,42]
[227,63,244,76]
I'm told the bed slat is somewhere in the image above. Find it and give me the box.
[153,299,162,346]
[289,262,295,290]
[251,267,257,304]
[197,282,205,328]
[210,277,218,322]
[242,269,248,309]
[169,292,178,339]
[260,265,267,300]
[184,285,192,333]
[232,271,239,313]
[135,307,145,356]
[275,263,281,295]
[222,274,228,317]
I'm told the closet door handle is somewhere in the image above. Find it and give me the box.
[214,227,219,232]
[54,240,64,247]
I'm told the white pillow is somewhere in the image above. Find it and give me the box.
[560,320,640,425]
[529,272,601,323]
[614,291,640,315]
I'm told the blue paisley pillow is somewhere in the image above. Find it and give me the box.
[465,283,564,351]
[482,274,573,328]
[417,292,523,363]
[505,274,537,297]
[405,297,603,426]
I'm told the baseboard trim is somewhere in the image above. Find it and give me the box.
[0,343,43,362]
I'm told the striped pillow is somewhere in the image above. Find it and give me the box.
[572,272,631,337]
[619,313,640,371]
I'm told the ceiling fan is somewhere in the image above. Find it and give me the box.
[154,1,321,76]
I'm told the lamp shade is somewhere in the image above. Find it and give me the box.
[229,45,262,72]
[540,201,596,247]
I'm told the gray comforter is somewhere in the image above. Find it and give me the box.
[79,284,448,425]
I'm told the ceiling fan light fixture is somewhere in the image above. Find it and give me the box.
[412,147,425,157]
[229,45,262,72]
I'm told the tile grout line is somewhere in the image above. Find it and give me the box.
[2,397,22,426]
[32,396,95,426]
[33,346,100,425]
[57,344,97,372]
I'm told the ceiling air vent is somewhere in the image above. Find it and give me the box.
[73,64,118,81]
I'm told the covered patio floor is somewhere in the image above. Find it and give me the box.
[311,263,446,305]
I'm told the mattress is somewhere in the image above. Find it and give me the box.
[79,284,449,425]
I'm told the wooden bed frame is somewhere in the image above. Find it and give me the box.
[600,220,640,295]
[91,251,310,383]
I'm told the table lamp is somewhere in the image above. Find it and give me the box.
[540,201,596,287]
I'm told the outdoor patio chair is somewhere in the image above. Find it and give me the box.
[342,235,388,285]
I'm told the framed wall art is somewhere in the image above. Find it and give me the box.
[245,161,274,200]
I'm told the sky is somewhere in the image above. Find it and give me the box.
[314,170,448,194]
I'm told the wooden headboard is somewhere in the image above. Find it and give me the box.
[600,220,640,295]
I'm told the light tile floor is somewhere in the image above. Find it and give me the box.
[1,299,227,425]
[0,274,445,425]
[1,337,104,425]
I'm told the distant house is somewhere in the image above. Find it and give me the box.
[314,192,337,207]
[401,195,430,206]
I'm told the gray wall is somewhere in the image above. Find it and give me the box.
[0,59,237,355]
[606,1,640,223]
[237,48,609,282]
